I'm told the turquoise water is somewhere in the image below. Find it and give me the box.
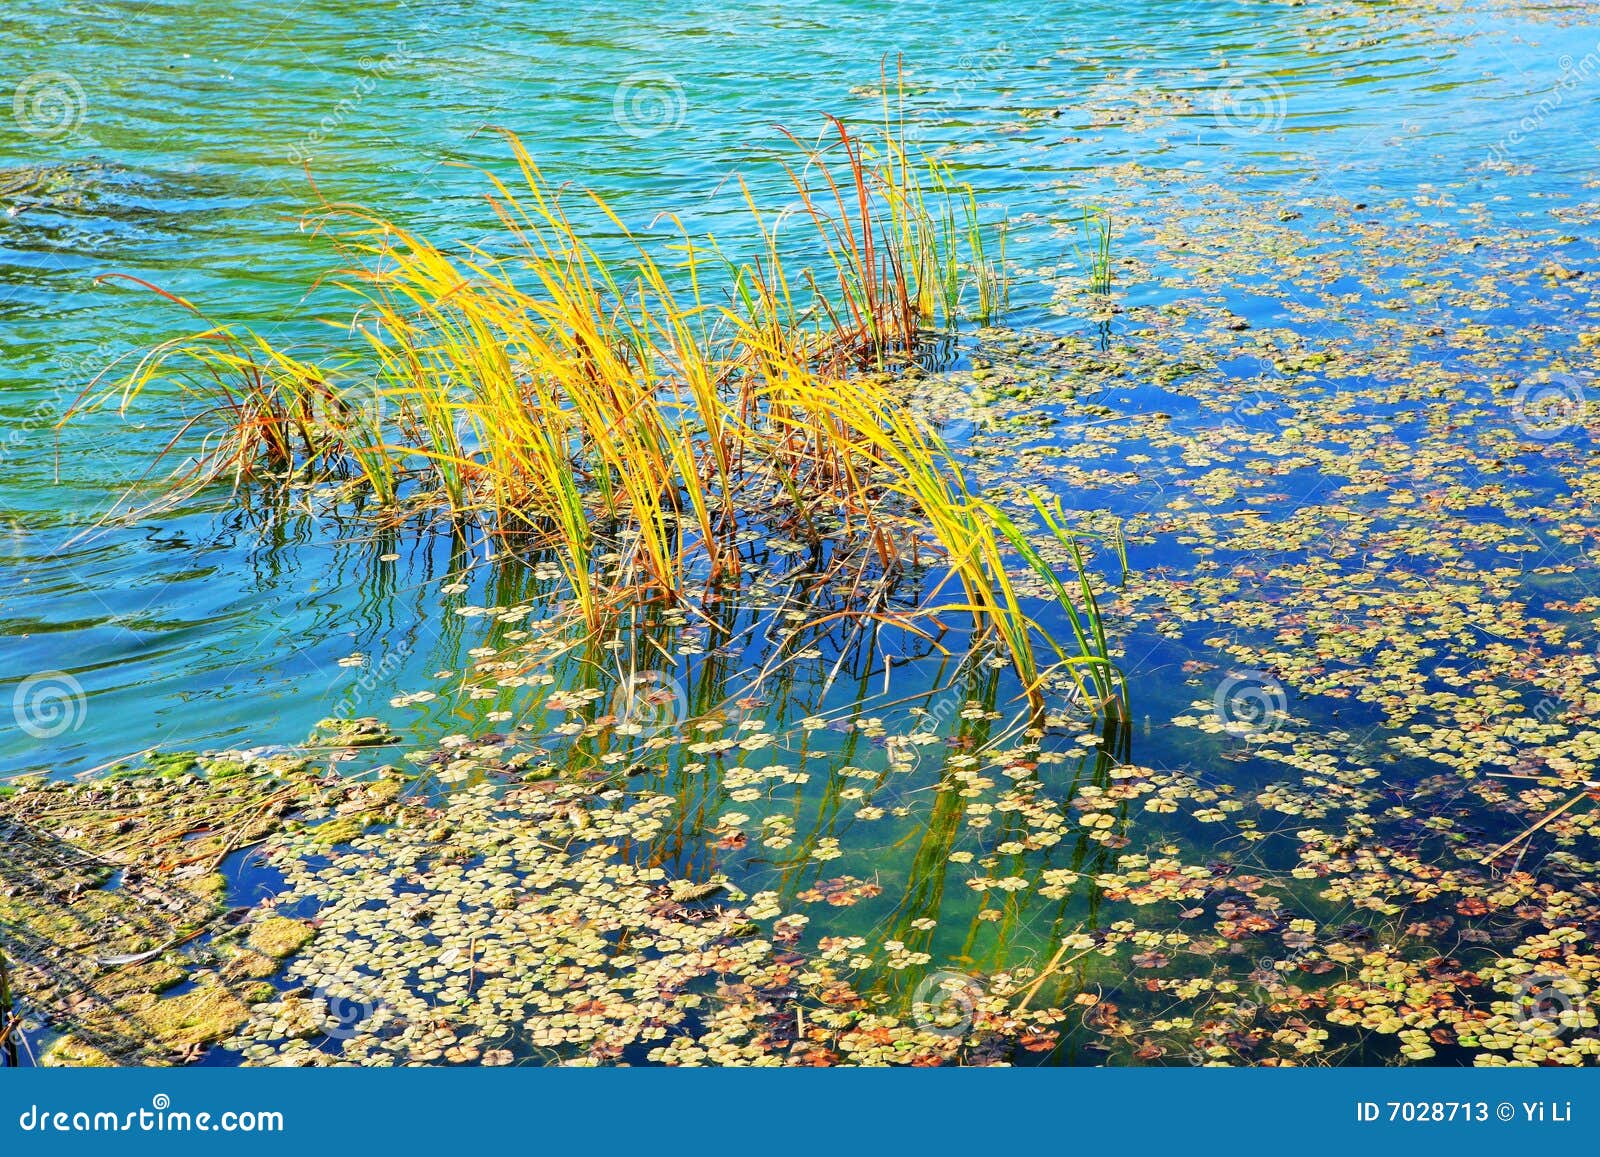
[2,0,1597,777]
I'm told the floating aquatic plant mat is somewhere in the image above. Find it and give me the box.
[11,605,1600,1069]
[230,171,1600,1067]
[0,738,409,1065]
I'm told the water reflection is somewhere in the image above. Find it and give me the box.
[4,0,1591,778]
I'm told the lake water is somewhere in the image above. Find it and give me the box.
[5,0,1594,777]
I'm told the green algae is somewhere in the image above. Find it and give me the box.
[305,817,373,847]
[310,717,400,749]
[39,1036,114,1068]
[247,918,316,959]
[0,753,406,1064]
[118,983,253,1051]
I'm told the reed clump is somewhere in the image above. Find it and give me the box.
[1076,206,1113,295]
[71,115,1123,716]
